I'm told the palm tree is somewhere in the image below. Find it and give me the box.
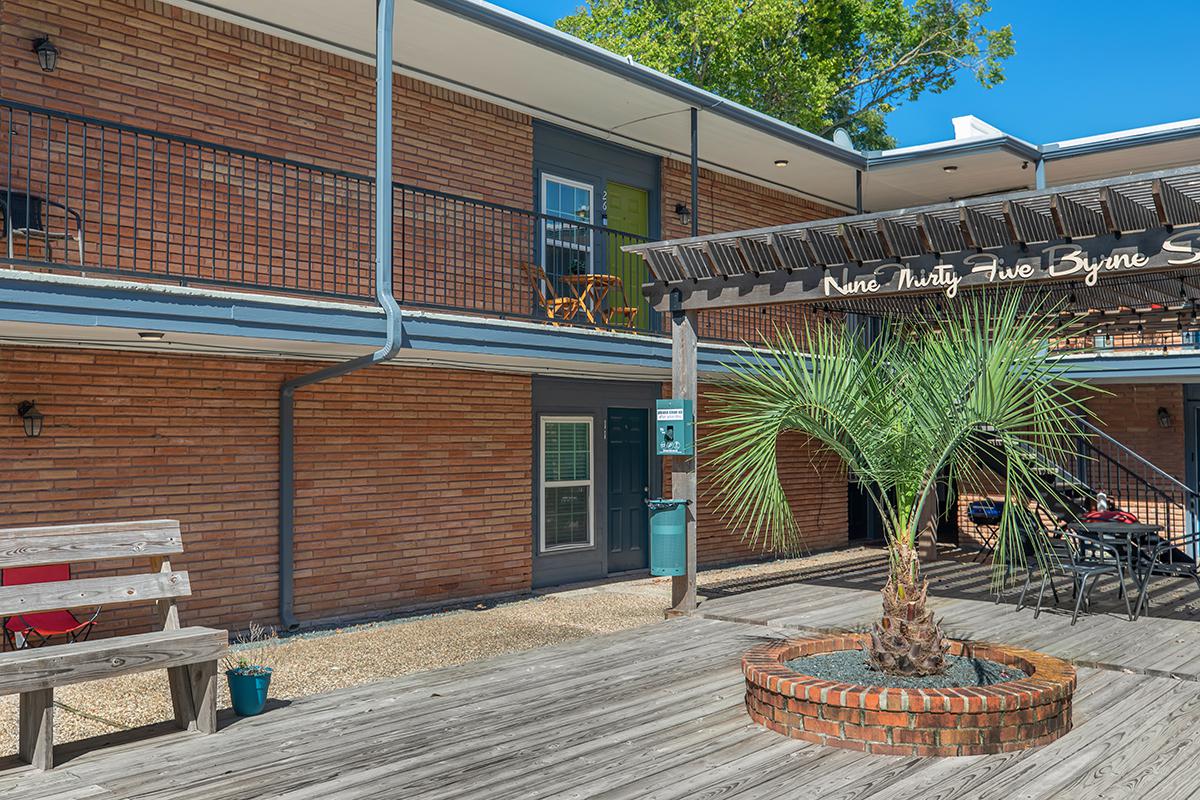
[705,293,1093,676]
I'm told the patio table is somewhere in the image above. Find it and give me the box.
[561,273,623,324]
[1066,521,1164,602]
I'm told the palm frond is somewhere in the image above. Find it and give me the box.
[705,290,1098,586]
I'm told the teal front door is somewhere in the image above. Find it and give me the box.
[607,408,649,572]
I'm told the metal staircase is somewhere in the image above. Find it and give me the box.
[984,420,1200,552]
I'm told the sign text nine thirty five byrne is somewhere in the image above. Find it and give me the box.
[821,229,1200,299]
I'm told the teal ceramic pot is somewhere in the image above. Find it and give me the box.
[226,668,273,716]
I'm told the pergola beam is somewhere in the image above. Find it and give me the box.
[643,227,1197,313]
[627,166,1200,315]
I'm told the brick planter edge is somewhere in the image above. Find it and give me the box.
[743,634,1076,757]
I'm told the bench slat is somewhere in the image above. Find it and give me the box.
[0,571,191,617]
[0,627,227,695]
[0,529,183,569]
[0,519,180,540]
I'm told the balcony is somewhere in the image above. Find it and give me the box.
[0,99,813,348]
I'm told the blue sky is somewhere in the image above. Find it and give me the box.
[497,0,1198,148]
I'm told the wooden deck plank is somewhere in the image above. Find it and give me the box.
[8,566,1200,799]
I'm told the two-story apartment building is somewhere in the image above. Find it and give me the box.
[3,0,1200,633]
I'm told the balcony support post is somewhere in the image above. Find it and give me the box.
[278,0,403,631]
[669,290,699,615]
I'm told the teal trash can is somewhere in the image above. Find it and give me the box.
[647,498,688,576]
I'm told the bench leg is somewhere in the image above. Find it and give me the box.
[167,665,196,730]
[19,688,54,771]
[189,661,218,735]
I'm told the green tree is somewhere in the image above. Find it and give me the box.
[557,0,1013,149]
[704,294,1089,676]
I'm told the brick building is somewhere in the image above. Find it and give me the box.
[2,0,1200,632]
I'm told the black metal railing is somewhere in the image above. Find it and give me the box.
[1072,419,1200,549]
[0,99,377,300]
[1058,329,1200,357]
[0,98,818,344]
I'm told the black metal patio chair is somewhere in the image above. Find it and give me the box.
[1018,528,1134,624]
[0,190,84,265]
[1134,530,1200,620]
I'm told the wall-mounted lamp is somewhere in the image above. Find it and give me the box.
[16,401,44,438]
[33,35,60,73]
[1157,406,1173,429]
[674,203,691,227]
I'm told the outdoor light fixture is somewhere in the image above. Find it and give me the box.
[674,203,691,227]
[942,165,959,173]
[16,401,44,438]
[773,159,789,168]
[32,35,59,73]
[138,331,166,341]
[1158,407,1174,429]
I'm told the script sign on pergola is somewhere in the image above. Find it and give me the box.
[623,165,1200,613]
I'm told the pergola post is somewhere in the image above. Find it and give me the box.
[670,298,699,613]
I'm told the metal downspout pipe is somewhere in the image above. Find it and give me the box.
[278,0,401,630]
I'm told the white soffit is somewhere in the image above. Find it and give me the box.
[1046,138,1200,186]
[863,150,1035,209]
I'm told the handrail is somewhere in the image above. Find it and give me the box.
[0,97,374,183]
[1079,418,1196,496]
[0,98,653,246]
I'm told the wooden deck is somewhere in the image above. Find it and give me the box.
[8,551,1200,799]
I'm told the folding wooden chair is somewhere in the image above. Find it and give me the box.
[519,264,581,323]
[601,279,641,330]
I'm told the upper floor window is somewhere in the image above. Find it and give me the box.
[541,174,593,275]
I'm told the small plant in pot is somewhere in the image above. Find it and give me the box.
[223,622,277,717]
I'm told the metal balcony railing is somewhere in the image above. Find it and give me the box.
[0,98,818,345]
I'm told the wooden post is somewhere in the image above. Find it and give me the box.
[188,660,219,734]
[18,688,53,770]
[670,302,699,614]
[151,554,196,729]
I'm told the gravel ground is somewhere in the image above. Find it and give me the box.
[0,547,877,754]
[785,650,1027,688]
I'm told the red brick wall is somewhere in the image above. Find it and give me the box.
[291,366,532,621]
[660,160,837,240]
[1085,383,1185,482]
[0,0,532,205]
[0,0,533,302]
[0,347,532,633]
[664,383,849,566]
[662,160,842,343]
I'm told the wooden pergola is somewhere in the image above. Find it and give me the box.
[624,164,1200,613]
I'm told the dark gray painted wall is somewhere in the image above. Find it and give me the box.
[531,376,663,587]
[533,121,661,236]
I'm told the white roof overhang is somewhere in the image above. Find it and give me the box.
[163,0,865,210]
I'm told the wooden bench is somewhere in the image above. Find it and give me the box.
[0,519,227,770]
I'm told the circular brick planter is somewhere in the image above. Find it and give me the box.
[743,634,1075,757]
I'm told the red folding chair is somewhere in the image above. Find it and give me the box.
[2,564,101,649]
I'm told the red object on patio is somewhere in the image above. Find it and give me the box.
[1,564,101,648]
[1082,509,1139,524]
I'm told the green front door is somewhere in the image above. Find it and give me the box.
[605,182,651,330]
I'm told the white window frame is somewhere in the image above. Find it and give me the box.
[540,173,594,275]
[539,415,595,553]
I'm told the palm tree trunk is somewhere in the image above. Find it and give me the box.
[866,542,949,676]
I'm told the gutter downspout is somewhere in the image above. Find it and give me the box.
[278,0,401,631]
